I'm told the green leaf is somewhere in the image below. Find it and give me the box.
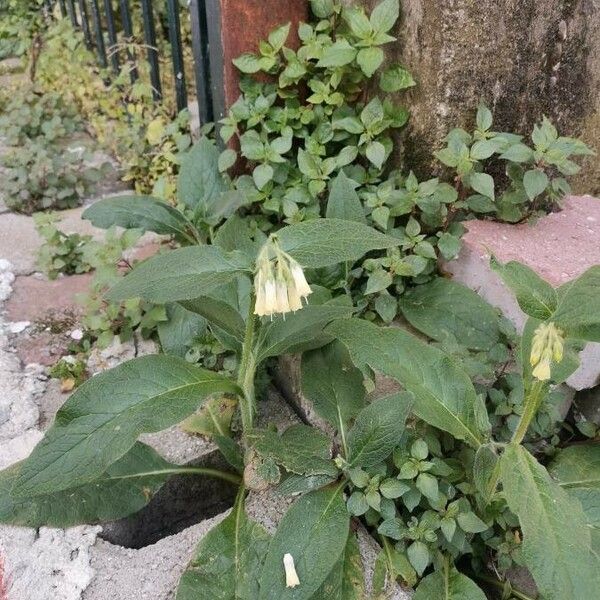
[491,257,557,320]
[523,169,549,200]
[180,295,246,351]
[379,64,416,92]
[314,533,365,600]
[0,443,175,528]
[347,393,413,468]
[218,149,237,172]
[311,0,336,19]
[277,218,402,268]
[549,444,600,532]
[357,47,384,77]
[470,140,501,160]
[12,356,240,498]
[436,232,461,260]
[106,246,251,303]
[301,341,367,435]
[181,396,237,439]
[399,278,501,351]
[258,485,349,600]
[249,425,337,477]
[268,22,291,51]
[254,302,354,363]
[326,171,366,224]
[177,491,271,600]
[407,541,429,575]
[158,303,206,357]
[456,511,488,533]
[553,266,600,341]
[500,143,534,163]
[178,137,226,216]
[82,195,198,243]
[468,172,495,200]
[476,104,493,132]
[253,164,274,190]
[317,39,357,68]
[414,567,486,600]
[370,0,399,34]
[500,444,600,600]
[233,53,263,73]
[328,319,486,448]
[366,141,386,169]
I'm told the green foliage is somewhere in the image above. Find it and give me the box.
[435,104,593,222]
[35,213,93,279]
[48,356,88,390]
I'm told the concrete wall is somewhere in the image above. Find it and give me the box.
[341,0,600,192]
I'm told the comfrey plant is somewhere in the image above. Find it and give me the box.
[2,190,600,599]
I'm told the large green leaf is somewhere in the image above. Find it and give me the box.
[326,172,366,224]
[347,393,412,468]
[491,257,557,320]
[413,566,486,600]
[314,533,364,599]
[248,425,337,477]
[12,355,240,498]
[500,444,600,599]
[158,303,207,357]
[277,218,402,268]
[106,246,251,303]
[82,195,199,243]
[399,278,501,351]
[254,302,354,363]
[0,443,175,528]
[177,490,271,600]
[328,319,486,448]
[553,266,600,341]
[259,485,349,600]
[177,137,225,214]
[549,444,600,535]
[180,296,246,351]
[301,341,367,435]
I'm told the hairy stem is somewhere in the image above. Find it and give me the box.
[511,380,546,445]
[237,294,257,434]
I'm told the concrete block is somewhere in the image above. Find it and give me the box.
[443,196,600,390]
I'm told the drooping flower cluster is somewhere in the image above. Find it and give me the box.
[530,322,564,381]
[254,236,312,317]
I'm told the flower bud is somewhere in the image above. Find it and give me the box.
[283,553,300,588]
[532,357,551,381]
[529,322,564,382]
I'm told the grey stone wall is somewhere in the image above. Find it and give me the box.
[352,0,600,193]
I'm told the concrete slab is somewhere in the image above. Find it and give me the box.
[444,195,600,389]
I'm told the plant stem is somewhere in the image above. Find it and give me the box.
[237,294,257,434]
[470,572,538,600]
[511,380,546,445]
[113,467,242,486]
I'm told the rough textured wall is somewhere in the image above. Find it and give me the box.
[352,0,600,192]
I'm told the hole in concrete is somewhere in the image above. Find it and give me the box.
[99,449,237,549]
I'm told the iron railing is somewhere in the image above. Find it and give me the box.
[42,0,224,124]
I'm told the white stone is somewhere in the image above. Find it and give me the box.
[7,320,30,334]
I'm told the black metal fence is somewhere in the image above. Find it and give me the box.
[43,0,224,125]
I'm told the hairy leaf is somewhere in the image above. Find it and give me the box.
[12,356,240,497]
[259,485,349,600]
[277,218,402,269]
[347,393,412,468]
[177,491,271,600]
[414,567,486,600]
[301,341,367,436]
[82,195,198,243]
[0,443,174,527]
[158,303,206,357]
[107,246,251,303]
[500,444,600,599]
[314,533,364,599]
[328,319,486,447]
[326,171,366,224]
[491,257,557,320]
[399,278,501,350]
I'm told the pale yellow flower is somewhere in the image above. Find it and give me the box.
[283,553,300,588]
[529,322,564,382]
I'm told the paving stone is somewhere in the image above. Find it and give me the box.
[4,273,92,323]
[0,212,41,275]
[444,196,600,390]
